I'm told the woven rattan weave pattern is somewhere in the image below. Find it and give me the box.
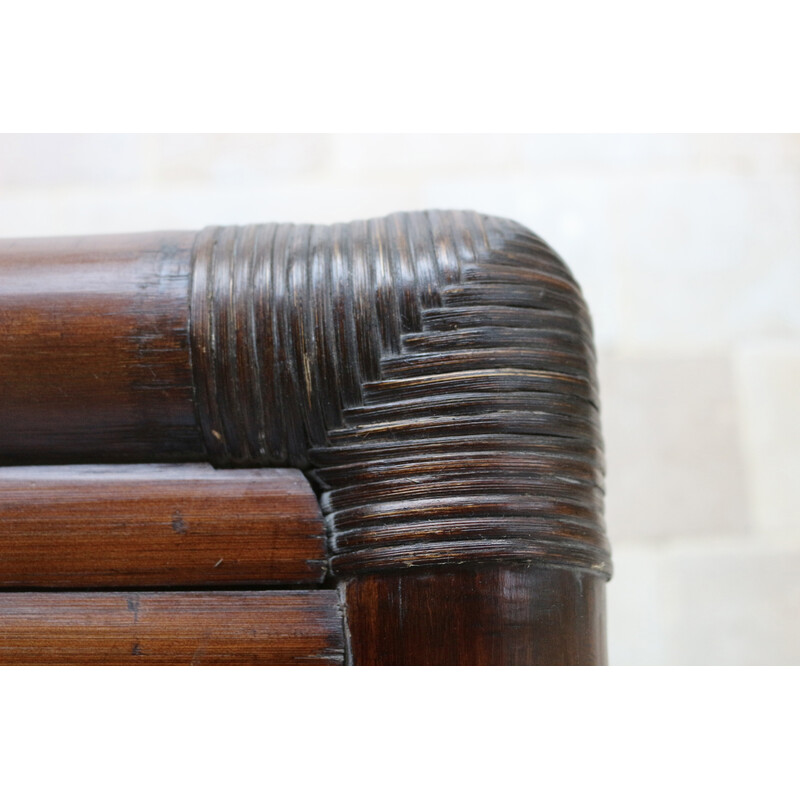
[189,210,609,579]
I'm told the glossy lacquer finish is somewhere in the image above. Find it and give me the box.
[0,232,201,464]
[344,566,606,665]
[0,464,326,588]
[0,210,610,665]
[0,592,344,665]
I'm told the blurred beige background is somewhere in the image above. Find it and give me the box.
[1,133,797,664]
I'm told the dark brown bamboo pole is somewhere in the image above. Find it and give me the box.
[0,591,344,665]
[343,566,607,666]
[0,231,201,464]
[0,211,611,665]
[0,464,326,588]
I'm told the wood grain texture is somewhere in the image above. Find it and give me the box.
[0,231,201,465]
[0,464,326,588]
[343,565,607,666]
[0,591,344,665]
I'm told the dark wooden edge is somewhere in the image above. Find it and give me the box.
[341,565,607,666]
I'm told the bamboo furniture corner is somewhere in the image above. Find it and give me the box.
[0,210,610,665]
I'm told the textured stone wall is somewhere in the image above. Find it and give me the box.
[1,133,797,663]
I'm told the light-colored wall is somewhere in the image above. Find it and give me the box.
[1,133,797,664]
